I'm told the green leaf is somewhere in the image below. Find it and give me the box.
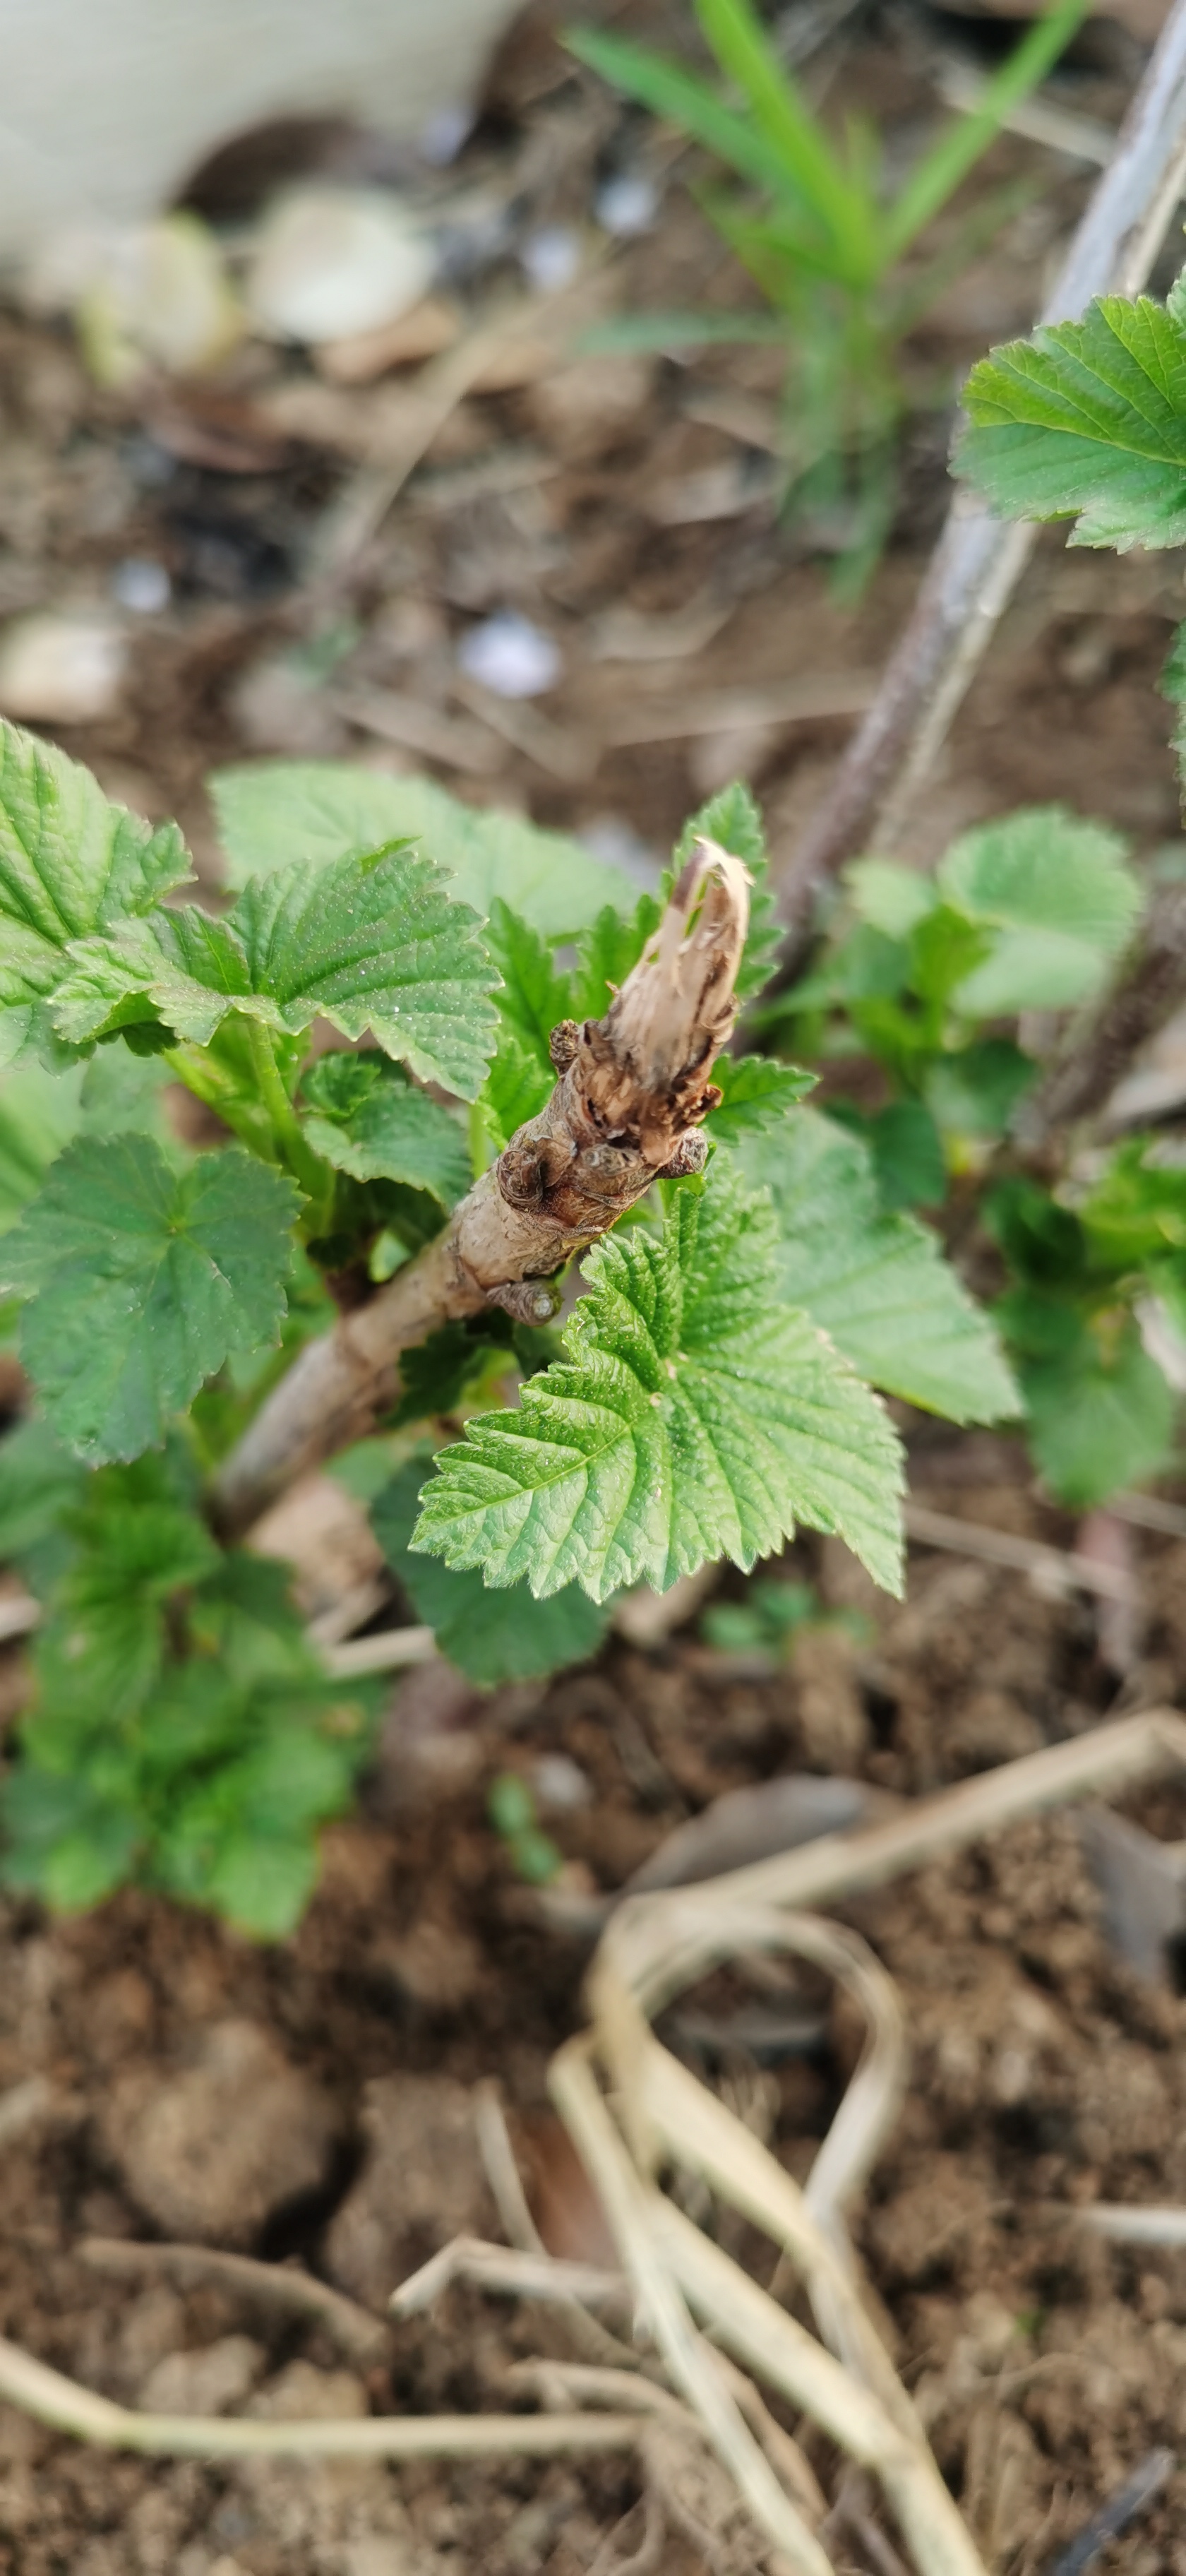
[53,905,262,1050]
[882,0,1089,259]
[955,287,1186,549]
[0,1138,299,1463]
[693,0,870,271]
[389,1319,513,1429]
[1080,1136,1186,1273]
[864,1100,946,1211]
[203,1834,320,1940]
[42,1809,143,1912]
[705,1053,815,1143]
[486,897,575,1071]
[986,1176,1086,1289]
[846,857,937,941]
[0,1416,84,1567]
[0,1063,87,1232]
[736,1107,1019,1423]
[567,25,834,227]
[0,716,191,1065]
[672,782,781,1003]
[479,1030,555,1153]
[412,1157,905,1602]
[59,847,498,1102]
[1019,1317,1177,1506]
[373,1462,611,1681]
[925,1038,1035,1140]
[1161,616,1186,783]
[938,806,1139,1013]
[580,313,786,355]
[210,763,638,938]
[299,1053,469,1204]
[573,895,662,1022]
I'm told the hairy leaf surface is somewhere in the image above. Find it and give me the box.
[937,806,1138,1014]
[956,285,1186,549]
[55,846,498,1099]
[673,780,781,1002]
[210,763,637,935]
[479,1032,554,1154]
[706,1054,815,1143]
[1018,1318,1177,1506]
[737,1108,1019,1422]
[0,1139,299,1462]
[299,1054,469,1203]
[373,1462,610,1682]
[485,898,575,1072]
[413,1159,904,1602]
[0,717,191,1064]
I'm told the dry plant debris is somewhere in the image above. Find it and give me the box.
[1,1712,1184,2575]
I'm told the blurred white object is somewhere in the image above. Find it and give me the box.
[110,557,171,614]
[532,1755,592,1812]
[0,1,522,261]
[579,816,663,890]
[595,172,660,238]
[0,612,128,724]
[30,213,244,383]
[246,186,436,345]
[457,612,562,699]
[520,227,582,293]
[419,104,475,167]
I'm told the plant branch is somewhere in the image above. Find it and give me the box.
[244,1020,330,1207]
[77,2238,388,2365]
[777,0,1186,946]
[1023,880,1186,1138]
[0,2332,640,2460]
[212,842,750,1537]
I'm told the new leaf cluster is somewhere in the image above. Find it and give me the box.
[0,1429,373,1936]
[0,736,1019,1930]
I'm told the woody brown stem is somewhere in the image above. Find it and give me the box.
[212,842,749,1539]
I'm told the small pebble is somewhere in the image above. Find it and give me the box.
[532,1753,593,1812]
[0,610,127,724]
[247,186,436,345]
[596,171,660,237]
[109,556,170,615]
[457,610,562,699]
[520,227,582,294]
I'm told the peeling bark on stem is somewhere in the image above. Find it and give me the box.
[212,842,749,1539]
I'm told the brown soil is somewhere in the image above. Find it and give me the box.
[1,1454,1186,2574]
[2,3,1186,2568]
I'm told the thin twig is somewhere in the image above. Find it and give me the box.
[472,2080,645,2372]
[1070,2202,1186,2246]
[935,63,1114,166]
[1026,883,1186,1141]
[781,0,1186,931]
[78,2238,388,2363]
[474,2081,547,2255]
[601,1712,1186,1996]
[390,2236,630,2318]
[904,1501,1135,1603]
[320,1624,437,1678]
[0,2333,641,2459]
[1110,1489,1186,1539]
[508,2359,693,2424]
[552,2041,840,2576]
